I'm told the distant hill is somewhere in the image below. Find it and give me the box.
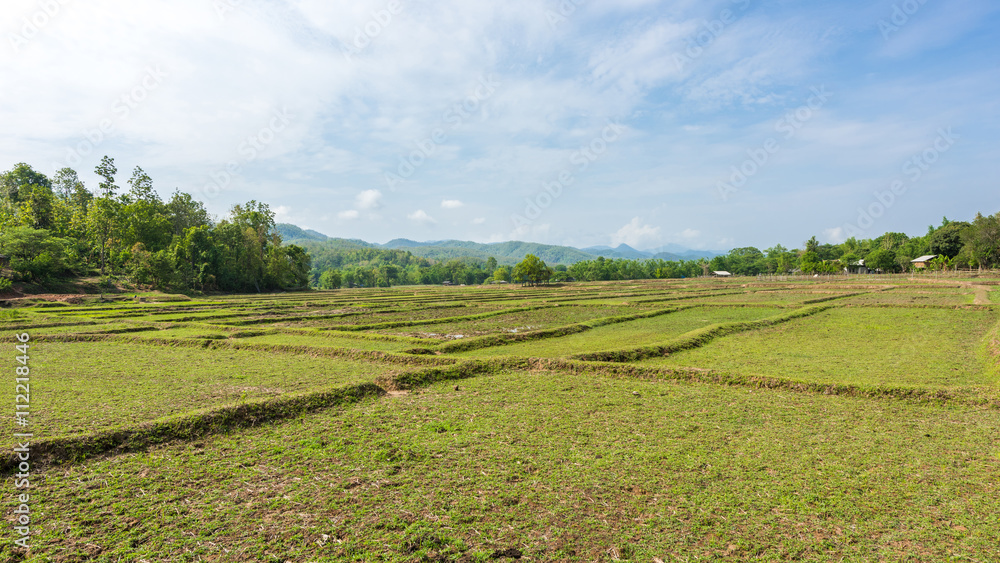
[274,224,329,242]
[275,223,721,265]
[582,243,718,261]
[381,239,595,265]
[382,238,444,248]
[582,244,652,260]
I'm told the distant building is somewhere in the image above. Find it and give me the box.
[442,280,453,286]
[712,271,732,277]
[911,255,937,269]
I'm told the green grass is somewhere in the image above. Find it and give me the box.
[235,332,425,352]
[17,342,395,439]
[375,304,633,339]
[12,370,1000,562]
[685,290,856,304]
[640,307,998,390]
[8,277,1000,561]
[456,306,784,358]
[841,291,974,306]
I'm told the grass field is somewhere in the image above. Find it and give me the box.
[21,343,393,439]
[639,307,998,391]
[454,306,784,358]
[3,275,999,561]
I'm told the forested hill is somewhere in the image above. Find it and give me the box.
[276,225,600,265]
[380,239,595,265]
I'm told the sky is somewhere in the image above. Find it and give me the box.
[2,0,998,252]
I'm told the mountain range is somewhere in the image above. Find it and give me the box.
[275,224,721,266]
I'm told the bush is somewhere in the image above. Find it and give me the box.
[0,226,79,281]
[0,277,12,292]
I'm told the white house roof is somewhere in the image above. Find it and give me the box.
[912,255,937,262]
[713,271,732,276]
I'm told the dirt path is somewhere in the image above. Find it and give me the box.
[908,276,992,305]
[972,285,990,305]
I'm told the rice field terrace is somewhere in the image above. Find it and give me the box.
[3,276,999,562]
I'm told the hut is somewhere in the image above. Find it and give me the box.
[910,255,937,269]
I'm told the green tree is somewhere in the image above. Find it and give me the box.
[166,190,212,236]
[0,163,51,203]
[120,167,172,254]
[513,254,552,286]
[799,251,822,273]
[52,168,84,201]
[318,269,342,289]
[866,248,897,273]
[94,156,118,198]
[961,212,1000,269]
[928,221,970,258]
[839,252,860,271]
[92,156,120,274]
[492,265,511,283]
[0,226,77,281]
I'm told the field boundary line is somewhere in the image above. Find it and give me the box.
[500,358,1000,406]
[0,383,386,474]
[271,326,441,346]
[840,303,993,310]
[322,305,558,332]
[33,334,458,367]
[405,306,696,355]
[0,320,98,330]
[800,291,870,304]
[570,304,835,362]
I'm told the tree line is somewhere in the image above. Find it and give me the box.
[307,214,1000,289]
[0,159,310,292]
[3,156,996,293]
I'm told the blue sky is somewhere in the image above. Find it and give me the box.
[2,0,997,251]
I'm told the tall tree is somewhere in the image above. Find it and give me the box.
[513,254,552,286]
[94,156,118,198]
[928,221,970,257]
[0,163,50,203]
[961,212,1000,269]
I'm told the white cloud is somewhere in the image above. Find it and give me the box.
[355,189,383,210]
[611,217,661,248]
[472,217,486,224]
[680,228,700,239]
[823,227,846,244]
[0,0,994,249]
[273,205,292,222]
[407,209,436,225]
